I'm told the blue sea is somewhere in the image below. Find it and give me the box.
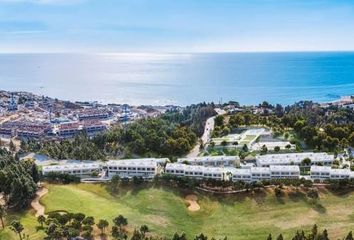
[0,52,353,106]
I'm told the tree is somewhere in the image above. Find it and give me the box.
[274,146,280,152]
[267,234,272,240]
[307,189,319,204]
[140,224,149,236]
[0,204,6,229]
[112,225,128,240]
[301,158,311,166]
[194,233,208,240]
[9,140,16,152]
[172,233,188,240]
[221,140,228,147]
[346,231,353,240]
[97,219,109,235]
[261,145,268,154]
[214,115,224,127]
[113,215,128,228]
[242,144,248,152]
[82,216,95,226]
[10,220,24,240]
[37,215,45,228]
[73,212,85,222]
[276,234,283,240]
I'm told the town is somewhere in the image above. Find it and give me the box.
[0,90,177,141]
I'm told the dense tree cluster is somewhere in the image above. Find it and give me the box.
[22,134,105,160]
[7,213,353,240]
[10,212,227,240]
[268,224,353,240]
[0,148,38,209]
[162,103,217,137]
[23,118,197,159]
[94,118,197,157]
[224,101,354,151]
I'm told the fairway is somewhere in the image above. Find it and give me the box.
[2,184,354,239]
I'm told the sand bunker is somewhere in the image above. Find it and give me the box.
[31,187,48,217]
[185,194,200,211]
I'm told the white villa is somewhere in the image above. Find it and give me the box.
[256,152,334,167]
[106,158,168,179]
[177,156,238,167]
[42,163,101,176]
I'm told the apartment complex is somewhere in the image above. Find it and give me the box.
[42,163,100,176]
[177,156,238,167]
[310,166,353,181]
[106,158,168,179]
[165,163,228,180]
[41,152,352,182]
[256,152,334,167]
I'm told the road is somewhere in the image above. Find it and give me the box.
[186,108,226,158]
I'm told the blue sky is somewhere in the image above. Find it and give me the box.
[1,0,354,52]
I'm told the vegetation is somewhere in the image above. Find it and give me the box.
[94,118,197,158]
[2,183,354,239]
[24,118,197,160]
[162,103,217,137]
[223,101,354,152]
[0,148,38,209]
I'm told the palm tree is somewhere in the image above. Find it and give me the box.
[37,215,46,228]
[10,220,24,240]
[97,219,109,235]
[0,204,6,229]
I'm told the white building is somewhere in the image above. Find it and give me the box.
[177,156,238,167]
[42,163,101,176]
[256,152,333,167]
[310,166,352,181]
[230,168,252,182]
[250,167,271,181]
[310,166,331,181]
[165,163,185,177]
[106,158,167,179]
[269,165,300,179]
[165,163,228,180]
[251,141,295,151]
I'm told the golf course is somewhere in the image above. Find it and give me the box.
[1,183,354,239]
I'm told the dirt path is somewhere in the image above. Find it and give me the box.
[31,187,48,217]
[185,194,200,211]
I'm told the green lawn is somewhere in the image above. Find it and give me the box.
[243,135,257,141]
[2,184,354,239]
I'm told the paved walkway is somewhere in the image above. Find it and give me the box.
[31,187,48,217]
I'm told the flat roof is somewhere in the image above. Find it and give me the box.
[43,163,100,171]
[256,152,333,164]
[107,158,168,167]
[269,165,300,172]
[177,156,238,163]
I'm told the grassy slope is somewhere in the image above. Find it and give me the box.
[1,184,354,240]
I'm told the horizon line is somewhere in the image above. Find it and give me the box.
[1,49,354,55]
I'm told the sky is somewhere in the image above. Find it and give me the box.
[1,0,354,53]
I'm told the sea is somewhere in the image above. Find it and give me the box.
[0,52,353,106]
